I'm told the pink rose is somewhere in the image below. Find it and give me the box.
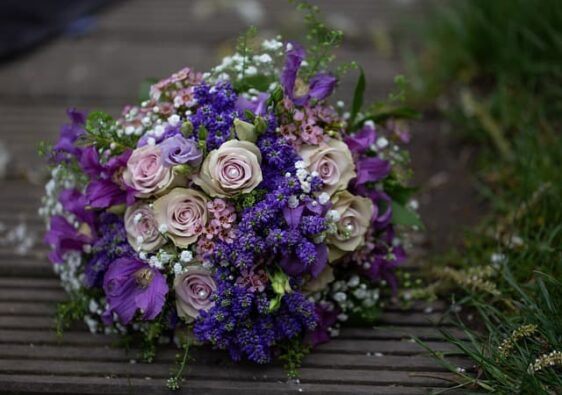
[174,265,216,322]
[299,139,356,196]
[153,188,209,248]
[124,203,166,252]
[327,191,373,261]
[193,140,262,197]
[123,144,177,197]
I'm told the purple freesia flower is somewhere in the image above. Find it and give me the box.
[355,157,391,186]
[52,108,87,162]
[281,42,336,106]
[344,124,377,153]
[160,134,202,167]
[44,215,92,264]
[81,148,135,209]
[305,302,339,347]
[102,257,168,324]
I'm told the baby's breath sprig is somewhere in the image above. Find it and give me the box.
[167,338,193,391]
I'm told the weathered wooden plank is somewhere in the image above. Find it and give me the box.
[0,277,60,289]
[317,339,459,355]
[0,343,471,372]
[0,315,463,341]
[0,374,443,395]
[0,358,458,387]
[0,328,457,356]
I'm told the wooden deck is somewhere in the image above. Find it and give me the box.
[0,0,474,393]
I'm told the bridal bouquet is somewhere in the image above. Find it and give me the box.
[41,6,418,387]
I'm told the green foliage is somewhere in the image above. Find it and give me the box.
[416,271,562,394]
[293,1,343,77]
[141,320,164,363]
[408,0,562,392]
[231,189,267,212]
[352,75,419,131]
[391,201,423,229]
[55,292,89,337]
[81,111,136,154]
[37,141,53,158]
[350,66,366,125]
[279,337,311,380]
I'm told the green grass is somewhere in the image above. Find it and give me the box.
[405,0,562,393]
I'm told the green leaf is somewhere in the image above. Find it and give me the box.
[350,66,366,124]
[391,201,424,229]
[352,105,419,131]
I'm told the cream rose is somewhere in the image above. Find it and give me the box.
[193,140,263,197]
[153,188,209,248]
[123,144,178,197]
[174,265,216,322]
[299,139,356,196]
[327,190,373,261]
[304,265,335,293]
[124,203,166,252]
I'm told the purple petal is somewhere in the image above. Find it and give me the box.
[310,243,328,278]
[283,205,305,228]
[85,179,126,209]
[281,42,305,100]
[309,73,337,101]
[355,158,391,185]
[344,124,377,153]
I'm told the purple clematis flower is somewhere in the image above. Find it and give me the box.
[44,215,93,264]
[344,124,377,153]
[81,147,135,209]
[159,134,202,167]
[102,257,168,324]
[305,302,340,347]
[281,42,337,106]
[52,108,87,163]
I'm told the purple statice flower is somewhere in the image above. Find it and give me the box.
[194,278,316,364]
[305,302,339,347]
[159,134,202,167]
[281,42,337,106]
[102,257,168,324]
[344,124,377,153]
[84,213,135,288]
[44,215,92,264]
[190,82,238,150]
[81,147,135,209]
[51,108,87,163]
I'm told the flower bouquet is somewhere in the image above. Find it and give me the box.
[41,4,419,389]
